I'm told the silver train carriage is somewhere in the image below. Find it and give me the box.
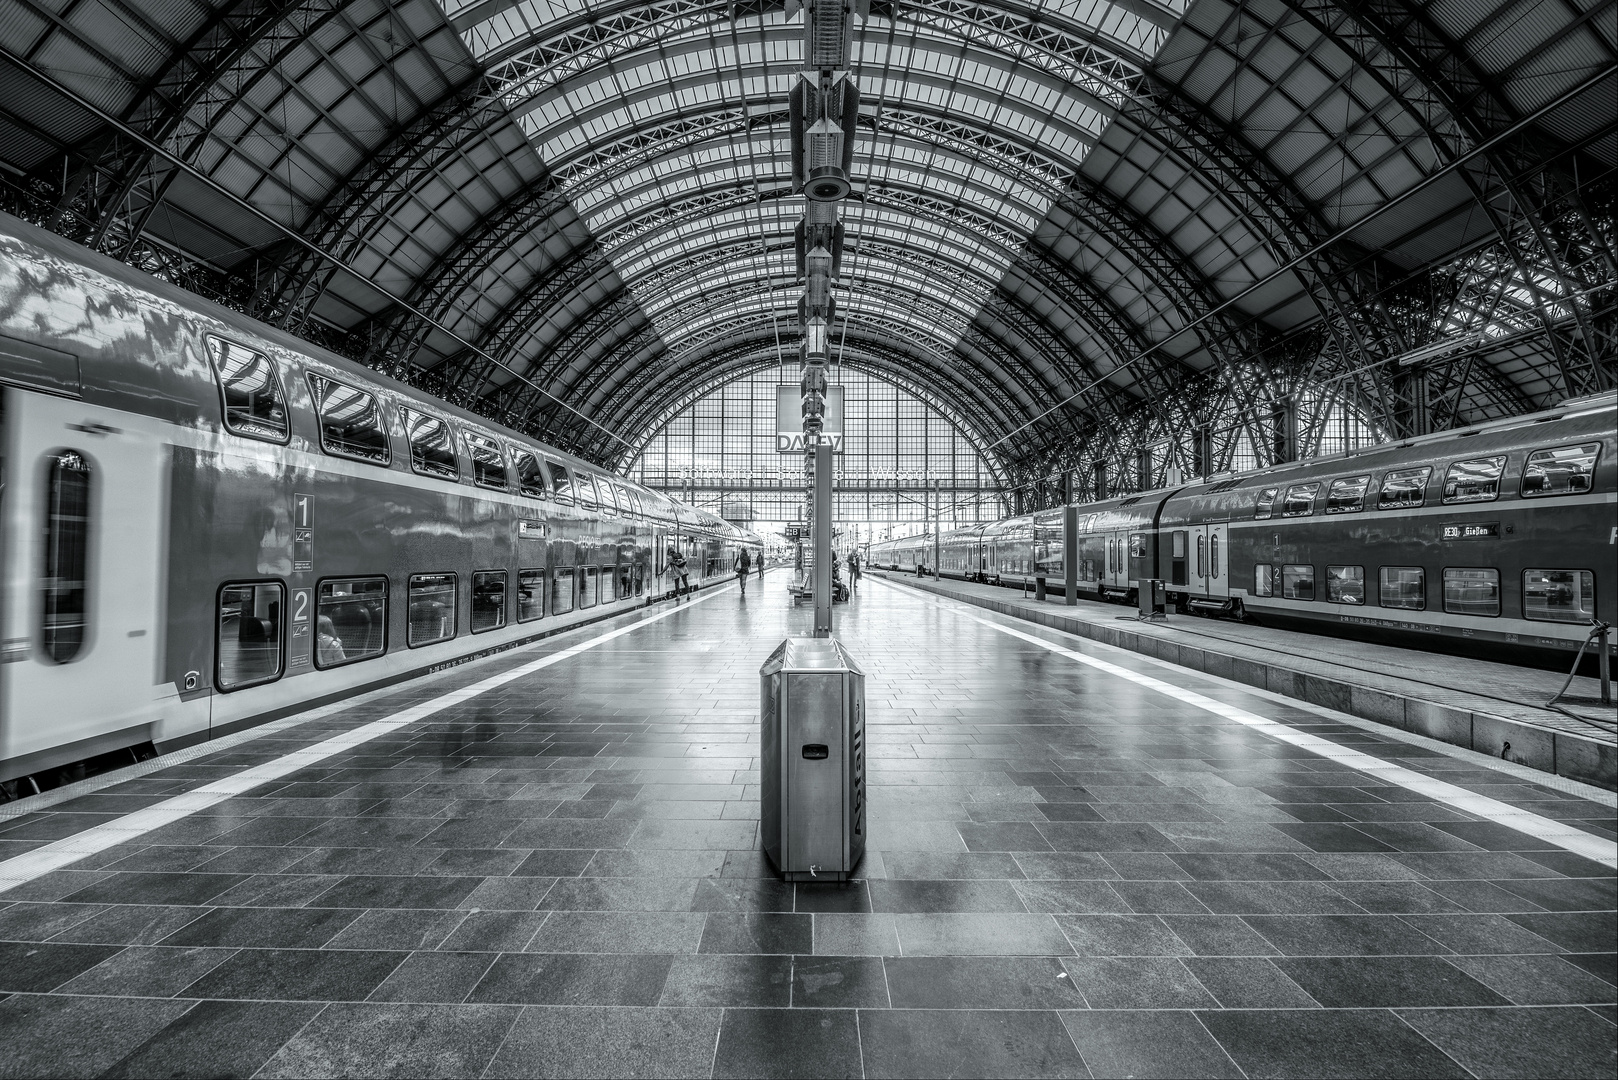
[0,212,760,792]
[869,394,1617,666]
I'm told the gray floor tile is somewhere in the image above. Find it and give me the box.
[792,956,890,1007]
[883,956,1084,1009]
[100,1000,322,1079]
[1275,955,1511,1007]
[470,952,675,1006]
[1448,953,1618,1005]
[1053,913,1192,956]
[526,911,706,954]
[1399,1006,1618,1079]
[713,1008,862,1079]
[484,1005,723,1079]
[0,939,123,992]
[1061,956,1217,1009]
[659,954,792,1006]
[896,912,1071,955]
[0,994,196,1078]
[1062,1010,1242,1079]
[812,913,900,956]
[700,912,812,954]
[366,951,497,1003]
[56,944,235,997]
[181,947,407,1001]
[254,1002,518,1079]
[1198,1008,1469,1078]
[1181,957,1320,1008]
[862,1009,1088,1078]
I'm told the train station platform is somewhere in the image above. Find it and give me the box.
[876,571,1618,792]
[0,579,1613,1078]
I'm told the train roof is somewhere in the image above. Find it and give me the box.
[1,213,739,536]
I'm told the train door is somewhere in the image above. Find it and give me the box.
[1,390,167,776]
[1190,523,1230,600]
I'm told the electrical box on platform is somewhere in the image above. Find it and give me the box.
[760,637,866,881]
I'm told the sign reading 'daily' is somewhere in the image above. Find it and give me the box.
[775,385,844,453]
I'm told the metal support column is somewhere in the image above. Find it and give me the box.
[932,479,941,578]
[813,442,833,636]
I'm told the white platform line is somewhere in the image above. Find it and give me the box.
[0,586,733,895]
[883,581,1618,869]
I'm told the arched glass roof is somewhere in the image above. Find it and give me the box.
[0,0,1609,490]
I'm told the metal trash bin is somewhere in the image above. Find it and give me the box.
[1139,578,1167,617]
[760,638,866,882]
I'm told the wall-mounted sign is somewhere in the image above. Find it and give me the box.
[1442,522,1499,540]
[292,493,314,571]
[776,385,843,453]
[518,520,548,540]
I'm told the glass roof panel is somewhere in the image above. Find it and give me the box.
[434,0,1182,360]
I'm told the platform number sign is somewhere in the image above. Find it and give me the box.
[290,588,312,668]
[293,493,314,572]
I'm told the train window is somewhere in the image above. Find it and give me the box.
[1442,456,1506,504]
[315,577,387,668]
[598,481,620,512]
[512,449,547,498]
[1253,564,1274,597]
[1523,570,1595,623]
[577,474,600,510]
[401,408,457,480]
[308,373,390,464]
[465,433,508,490]
[551,568,576,615]
[41,449,91,664]
[1378,467,1431,509]
[1128,534,1146,557]
[1210,534,1219,579]
[406,573,456,646]
[1443,567,1501,616]
[580,567,599,609]
[1325,475,1370,514]
[1326,565,1365,605]
[1254,487,1279,519]
[217,582,283,690]
[518,569,544,622]
[206,337,289,442]
[1281,564,1314,600]
[548,460,573,502]
[471,571,507,633]
[1281,483,1320,517]
[1196,534,1204,578]
[1521,444,1599,498]
[1379,567,1425,610]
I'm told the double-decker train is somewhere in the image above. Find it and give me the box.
[871,393,1617,668]
[0,212,760,794]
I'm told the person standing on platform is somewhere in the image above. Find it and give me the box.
[668,543,689,597]
[847,549,861,593]
[757,548,766,581]
[734,546,752,598]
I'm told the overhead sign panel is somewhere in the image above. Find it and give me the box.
[776,384,844,452]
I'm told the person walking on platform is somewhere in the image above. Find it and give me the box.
[668,543,689,597]
[847,549,861,593]
[734,546,752,598]
[757,548,765,581]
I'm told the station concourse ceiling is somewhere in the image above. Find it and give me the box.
[0,0,1612,486]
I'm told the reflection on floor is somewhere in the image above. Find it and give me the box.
[0,579,1612,1078]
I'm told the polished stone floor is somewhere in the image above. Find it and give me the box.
[0,578,1613,1078]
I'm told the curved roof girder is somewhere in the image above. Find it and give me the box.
[1270,0,1615,402]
